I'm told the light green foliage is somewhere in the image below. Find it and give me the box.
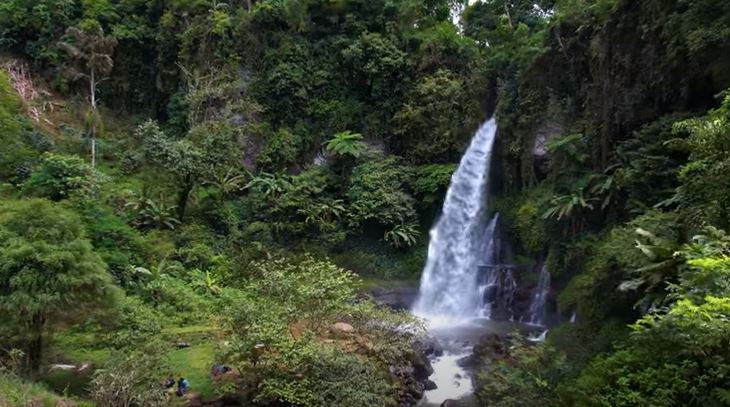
[23,152,104,200]
[143,274,212,324]
[220,256,420,405]
[254,339,391,407]
[325,131,367,159]
[90,342,169,407]
[671,93,730,229]
[0,373,90,407]
[106,295,163,349]
[246,256,359,332]
[675,227,730,302]
[411,163,456,207]
[0,199,117,373]
[0,71,34,182]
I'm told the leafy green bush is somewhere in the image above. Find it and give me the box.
[476,336,568,407]
[0,71,34,183]
[106,296,163,349]
[348,156,417,231]
[23,152,104,200]
[90,342,169,407]
[219,256,421,406]
[0,199,118,374]
[561,297,730,407]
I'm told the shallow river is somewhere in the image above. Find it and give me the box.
[418,318,543,406]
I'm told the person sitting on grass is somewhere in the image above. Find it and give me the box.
[176,377,190,396]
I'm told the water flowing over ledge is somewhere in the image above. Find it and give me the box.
[413,119,498,322]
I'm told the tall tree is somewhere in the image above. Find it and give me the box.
[59,22,117,168]
[0,199,117,375]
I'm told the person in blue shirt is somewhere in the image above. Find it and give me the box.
[176,377,190,396]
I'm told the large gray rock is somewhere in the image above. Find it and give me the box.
[369,285,419,310]
[532,121,565,178]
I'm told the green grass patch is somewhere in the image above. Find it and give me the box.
[0,374,93,407]
[167,341,217,400]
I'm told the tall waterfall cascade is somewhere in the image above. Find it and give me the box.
[413,119,498,321]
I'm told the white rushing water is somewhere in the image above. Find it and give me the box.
[413,119,498,322]
[525,264,551,326]
[423,350,473,404]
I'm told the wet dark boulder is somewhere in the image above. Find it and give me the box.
[472,333,509,362]
[411,352,434,381]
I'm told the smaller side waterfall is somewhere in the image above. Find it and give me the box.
[477,214,517,319]
[526,265,551,326]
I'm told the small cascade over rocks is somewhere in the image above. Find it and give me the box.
[525,264,551,326]
[413,119,498,322]
[476,214,518,320]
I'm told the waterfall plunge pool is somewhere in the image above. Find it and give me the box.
[417,318,546,406]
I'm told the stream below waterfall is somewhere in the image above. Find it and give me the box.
[417,319,544,406]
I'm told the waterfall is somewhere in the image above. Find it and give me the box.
[526,265,551,326]
[413,119,498,321]
[476,214,517,319]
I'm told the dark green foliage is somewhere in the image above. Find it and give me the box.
[476,335,568,407]
[671,93,730,229]
[1,0,730,404]
[561,297,730,407]
[348,155,417,231]
[74,201,146,286]
[411,163,456,207]
[394,69,481,163]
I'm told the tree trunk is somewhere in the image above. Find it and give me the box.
[90,68,98,168]
[26,315,45,377]
[504,4,513,28]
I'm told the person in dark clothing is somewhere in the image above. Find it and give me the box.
[164,374,175,389]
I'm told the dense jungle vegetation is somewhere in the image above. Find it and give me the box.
[1,0,730,406]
